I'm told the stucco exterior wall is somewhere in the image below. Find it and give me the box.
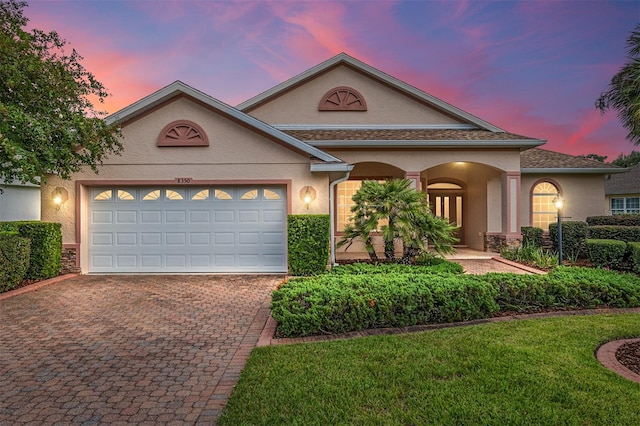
[0,184,41,221]
[520,174,607,226]
[247,66,466,126]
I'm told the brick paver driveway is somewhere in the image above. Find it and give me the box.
[0,274,282,425]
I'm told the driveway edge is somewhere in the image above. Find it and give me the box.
[0,274,79,301]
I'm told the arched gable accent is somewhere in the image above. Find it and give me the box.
[318,86,367,111]
[157,120,209,147]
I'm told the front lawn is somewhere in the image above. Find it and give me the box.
[219,314,640,425]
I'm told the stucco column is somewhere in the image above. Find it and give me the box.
[502,171,521,239]
[405,171,422,191]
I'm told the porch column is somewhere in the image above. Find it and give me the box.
[405,171,422,191]
[502,171,521,239]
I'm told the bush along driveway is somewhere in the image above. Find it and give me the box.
[0,274,281,425]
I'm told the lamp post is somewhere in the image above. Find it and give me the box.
[554,195,564,266]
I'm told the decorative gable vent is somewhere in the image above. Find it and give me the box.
[157,120,209,147]
[318,86,367,111]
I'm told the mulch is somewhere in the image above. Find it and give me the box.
[616,341,640,375]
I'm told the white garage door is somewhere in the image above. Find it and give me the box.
[88,186,287,273]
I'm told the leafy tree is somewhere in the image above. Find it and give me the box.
[611,150,640,167]
[337,179,458,263]
[596,24,640,146]
[579,153,607,163]
[0,0,121,185]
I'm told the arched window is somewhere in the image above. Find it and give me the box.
[532,181,560,230]
[318,86,367,111]
[157,120,209,147]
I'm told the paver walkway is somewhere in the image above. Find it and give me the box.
[0,274,282,425]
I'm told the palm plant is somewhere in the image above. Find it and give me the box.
[337,179,458,262]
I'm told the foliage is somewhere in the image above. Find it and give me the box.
[579,153,607,162]
[585,239,628,269]
[549,221,587,260]
[287,215,330,276]
[330,260,463,276]
[500,243,558,270]
[14,221,62,279]
[587,225,640,243]
[0,231,30,292]
[587,215,640,226]
[521,226,543,248]
[0,0,122,185]
[629,242,640,274]
[271,273,499,337]
[612,150,640,167]
[596,24,640,146]
[484,267,640,312]
[220,314,640,425]
[337,179,457,263]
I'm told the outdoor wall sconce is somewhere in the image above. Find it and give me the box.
[52,187,68,210]
[553,194,564,265]
[300,186,316,210]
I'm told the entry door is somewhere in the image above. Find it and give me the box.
[429,193,464,244]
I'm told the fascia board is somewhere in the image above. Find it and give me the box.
[306,140,546,149]
[522,168,629,174]
[275,124,479,130]
[237,53,505,133]
[105,81,342,164]
[310,163,355,172]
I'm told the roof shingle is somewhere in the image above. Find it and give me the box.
[520,148,622,169]
[284,129,538,141]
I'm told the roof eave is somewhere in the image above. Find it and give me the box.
[522,168,628,174]
[310,163,355,172]
[305,140,546,149]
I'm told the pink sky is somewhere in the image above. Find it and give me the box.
[25,0,640,160]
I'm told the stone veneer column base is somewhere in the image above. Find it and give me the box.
[484,233,522,253]
[61,246,81,274]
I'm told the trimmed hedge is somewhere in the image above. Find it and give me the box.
[587,215,640,226]
[15,222,62,279]
[0,232,31,292]
[629,242,640,274]
[549,221,587,259]
[587,225,640,243]
[288,215,330,276]
[521,226,543,248]
[585,239,627,269]
[330,260,463,275]
[271,274,499,337]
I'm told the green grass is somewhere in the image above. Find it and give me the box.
[219,313,640,425]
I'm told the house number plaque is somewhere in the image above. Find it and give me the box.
[175,177,192,184]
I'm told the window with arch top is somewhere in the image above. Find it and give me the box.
[319,86,367,111]
[532,181,560,230]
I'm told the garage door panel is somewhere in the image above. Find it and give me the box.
[89,186,287,273]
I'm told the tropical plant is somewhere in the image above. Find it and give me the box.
[596,24,640,146]
[337,179,457,262]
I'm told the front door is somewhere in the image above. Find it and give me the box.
[428,192,464,245]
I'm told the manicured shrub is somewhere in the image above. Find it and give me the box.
[288,215,330,276]
[587,215,640,226]
[521,226,543,248]
[271,274,499,337]
[0,222,19,233]
[0,232,31,292]
[16,221,62,279]
[549,221,587,259]
[331,261,463,276]
[587,226,640,243]
[585,239,627,269]
[629,242,640,274]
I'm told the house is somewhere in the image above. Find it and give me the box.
[0,180,41,221]
[40,53,624,274]
[605,163,640,214]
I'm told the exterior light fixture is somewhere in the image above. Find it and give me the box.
[300,186,316,210]
[553,194,564,265]
[52,187,68,210]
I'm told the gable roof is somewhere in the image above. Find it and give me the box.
[521,149,626,174]
[237,53,505,133]
[605,163,640,195]
[104,81,345,166]
[283,128,544,149]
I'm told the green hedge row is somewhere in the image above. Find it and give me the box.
[549,221,587,259]
[330,260,464,276]
[0,232,31,292]
[287,215,330,276]
[521,226,544,248]
[630,242,640,274]
[272,267,640,337]
[587,226,640,243]
[585,239,627,269]
[587,215,640,226]
[271,273,498,337]
[0,221,62,279]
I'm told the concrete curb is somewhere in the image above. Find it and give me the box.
[0,274,79,301]
[491,256,547,274]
